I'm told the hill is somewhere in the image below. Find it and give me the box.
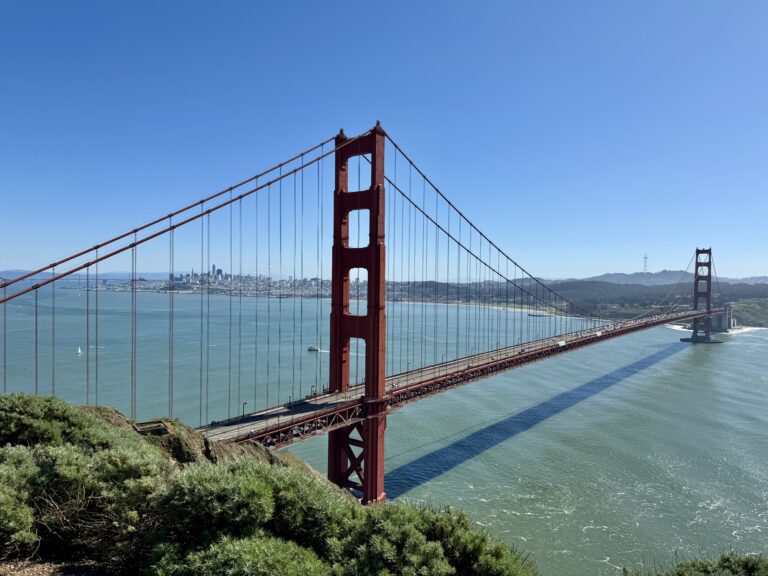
[0,394,537,576]
[549,280,768,326]
[581,270,768,286]
[582,270,694,286]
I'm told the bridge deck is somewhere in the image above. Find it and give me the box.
[200,310,721,448]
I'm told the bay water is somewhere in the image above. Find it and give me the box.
[2,288,767,575]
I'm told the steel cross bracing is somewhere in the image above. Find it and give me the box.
[201,307,723,449]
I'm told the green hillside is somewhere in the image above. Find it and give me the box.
[1,394,765,576]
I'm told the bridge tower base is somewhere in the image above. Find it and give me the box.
[327,123,388,504]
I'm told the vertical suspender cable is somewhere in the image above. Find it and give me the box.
[421,178,427,367]
[169,218,174,419]
[95,249,99,405]
[398,165,413,371]
[445,207,450,367]
[200,207,204,425]
[315,161,321,391]
[319,149,325,391]
[466,226,471,356]
[254,179,260,409]
[205,214,211,424]
[228,192,233,419]
[299,157,304,399]
[505,256,509,348]
[408,170,418,364]
[486,242,491,351]
[278,170,283,407]
[51,267,55,396]
[412,175,418,369]
[238,199,243,415]
[34,289,38,395]
[472,237,476,354]
[456,217,461,361]
[292,171,297,400]
[385,179,392,376]
[433,190,438,364]
[266,184,271,408]
[131,235,137,420]
[402,156,411,372]
[2,286,5,393]
[86,265,90,403]
[392,152,400,372]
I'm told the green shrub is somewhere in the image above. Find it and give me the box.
[334,503,454,576]
[0,445,40,556]
[0,395,540,576]
[153,460,274,550]
[26,441,168,566]
[151,534,331,576]
[0,395,171,568]
[231,459,360,558]
[0,484,37,556]
[421,506,536,576]
[627,552,768,575]
[0,393,137,451]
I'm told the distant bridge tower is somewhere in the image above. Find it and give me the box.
[327,123,388,504]
[689,248,713,343]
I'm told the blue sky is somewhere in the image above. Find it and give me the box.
[1,1,766,278]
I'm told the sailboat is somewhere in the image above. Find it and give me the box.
[77,346,82,356]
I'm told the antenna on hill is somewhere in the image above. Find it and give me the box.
[643,254,648,273]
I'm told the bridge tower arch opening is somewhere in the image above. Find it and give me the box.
[327,122,388,504]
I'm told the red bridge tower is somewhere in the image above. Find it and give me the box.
[327,123,388,503]
[690,247,713,343]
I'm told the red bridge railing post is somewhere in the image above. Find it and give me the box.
[328,122,387,503]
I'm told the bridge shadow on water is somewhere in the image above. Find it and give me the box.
[384,342,687,499]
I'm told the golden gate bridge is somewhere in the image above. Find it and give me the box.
[0,122,725,503]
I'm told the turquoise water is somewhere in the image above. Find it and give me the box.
[2,288,767,575]
[288,327,768,576]
[1,288,596,424]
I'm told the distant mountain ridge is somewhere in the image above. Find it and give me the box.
[582,270,768,286]
[583,270,694,285]
[3,269,767,287]
[0,270,171,282]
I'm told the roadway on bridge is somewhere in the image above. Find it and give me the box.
[200,311,717,446]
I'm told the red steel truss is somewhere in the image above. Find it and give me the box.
[220,309,722,452]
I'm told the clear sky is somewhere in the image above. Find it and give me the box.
[1,1,766,279]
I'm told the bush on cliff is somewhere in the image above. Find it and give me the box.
[152,460,275,551]
[150,534,331,576]
[0,394,539,576]
[624,552,768,576]
[0,395,171,567]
